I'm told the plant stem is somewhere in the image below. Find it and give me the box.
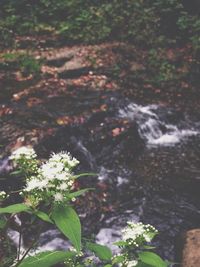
[14,223,43,267]
[17,227,22,260]
[14,237,35,267]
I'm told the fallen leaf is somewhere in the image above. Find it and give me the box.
[56,116,72,125]
[0,106,13,116]
[112,127,124,137]
[100,104,107,111]
[26,97,43,107]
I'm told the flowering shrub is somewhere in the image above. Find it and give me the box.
[0,146,169,267]
[16,150,80,206]
[113,222,164,267]
[122,222,158,246]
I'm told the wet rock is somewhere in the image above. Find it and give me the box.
[181,229,200,267]
[129,62,145,72]
[58,66,90,79]
[118,124,145,161]
[46,54,74,68]
[0,158,12,174]
[96,228,121,253]
[57,57,91,78]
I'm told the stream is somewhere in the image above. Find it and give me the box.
[1,88,200,263]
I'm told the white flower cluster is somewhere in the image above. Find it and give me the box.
[9,147,80,205]
[126,259,138,267]
[117,255,138,267]
[122,221,158,246]
[9,146,37,161]
[23,150,79,203]
[50,152,79,169]
[0,191,6,200]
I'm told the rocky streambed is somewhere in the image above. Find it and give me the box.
[0,42,200,264]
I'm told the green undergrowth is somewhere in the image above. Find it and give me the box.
[0,53,42,76]
[0,0,200,49]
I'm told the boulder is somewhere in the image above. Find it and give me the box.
[181,229,200,267]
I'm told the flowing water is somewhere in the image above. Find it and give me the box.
[37,94,200,261]
[119,103,198,146]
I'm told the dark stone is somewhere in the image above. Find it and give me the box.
[180,229,200,267]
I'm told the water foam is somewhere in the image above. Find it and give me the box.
[119,103,198,146]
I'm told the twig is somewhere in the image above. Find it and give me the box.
[14,238,36,267]
[14,223,43,267]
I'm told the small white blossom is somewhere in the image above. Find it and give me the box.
[10,146,36,161]
[69,180,74,185]
[127,260,138,267]
[0,191,6,200]
[54,192,64,202]
[37,179,48,189]
[50,151,79,168]
[59,183,68,190]
[121,221,157,246]
[143,233,151,242]
[122,223,144,241]
[78,251,83,257]
[40,162,64,180]
[25,178,40,191]
[56,172,71,181]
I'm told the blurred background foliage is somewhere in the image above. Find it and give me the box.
[0,0,200,82]
[0,0,199,49]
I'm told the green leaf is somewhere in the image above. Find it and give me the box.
[112,255,125,264]
[139,252,168,267]
[113,240,127,247]
[51,205,81,252]
[0,217,6,229]
[33,210,53,224]
[10,170,22,175]
[74,172,96,178]
[0,203,30,214]
[18,251,76,267]
[86,242,112,261]
[143,245,156,250]
[135,262,152,267]
[68,188,93,199]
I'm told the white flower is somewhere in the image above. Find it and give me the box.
[37,179,48,189]
[0,191,6,196]
[54,192,64,202]
[50,151,79,168]
[59,183,68,190]
[127,260,138,267]
[143,233,151,242]
[40,162,64,180]
[19,150,79,205]
[121,221,157,245]
[122,223,145,241]
[52,162,64,172]
[25,178,40,191]
[56,172,71,181]
[10,146,37,161]
[67,180,74,186]
[0,191,6,199]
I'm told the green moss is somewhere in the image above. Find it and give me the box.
[0,53,42,76]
